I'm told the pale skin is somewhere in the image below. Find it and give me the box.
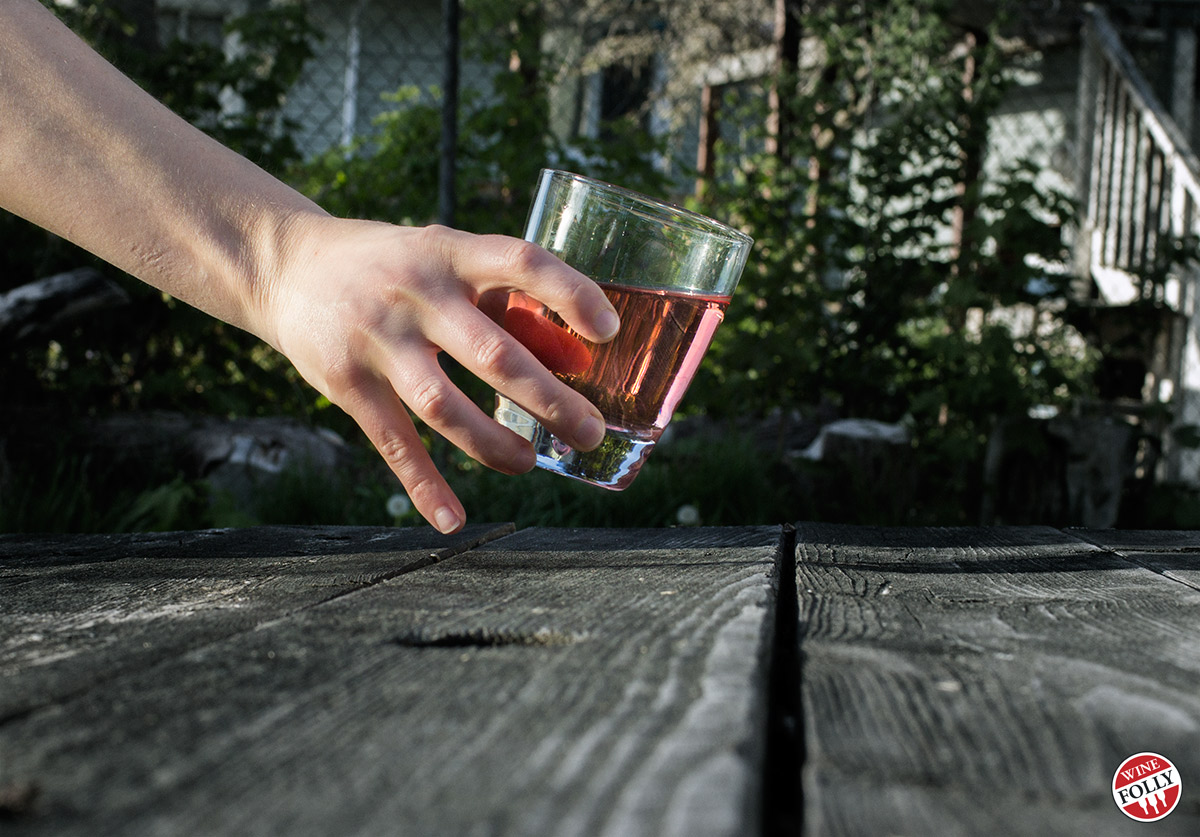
[0,0,620,534]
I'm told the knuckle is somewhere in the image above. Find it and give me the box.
[536,395,569,430]
[498,237,550,277]
[415,223,451,254]
[409,375,454,425]
[404,225,454,278]
[558,275,591,311]
[404,473,447,512]
[375,430,421,472]
[322,354,372,401]
[472,330,519,379]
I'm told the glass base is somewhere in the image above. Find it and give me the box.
[494,396,655,490]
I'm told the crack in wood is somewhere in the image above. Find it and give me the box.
[301,523,518,611]
[0,525,518,728]
[392,627,585,648]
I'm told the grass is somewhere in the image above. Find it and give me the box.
[0,427,793,534]
[445,430,793,529]
[8,423,1195,533]
[0,450,206,534]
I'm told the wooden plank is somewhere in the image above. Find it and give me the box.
[0,526,781,836]
[791,523,1200,836]
[1070,528,1200,591]
[1116,105,1139,271]
[1130,120,1148,275]
[0,524,512,722]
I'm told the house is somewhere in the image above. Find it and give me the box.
[1074,3,1200,489]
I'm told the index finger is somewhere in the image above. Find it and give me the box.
[437,228,620,344]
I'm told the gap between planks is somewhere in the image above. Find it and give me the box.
[0,524,515,727]
[761,523,803,837]
[1066,528,1200,593]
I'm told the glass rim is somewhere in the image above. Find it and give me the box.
[539,169,754,248]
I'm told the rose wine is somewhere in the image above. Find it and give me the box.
[496,283,729,489]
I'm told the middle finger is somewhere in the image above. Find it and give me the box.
[428,299,607,452]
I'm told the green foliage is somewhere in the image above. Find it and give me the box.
[47,0,316,170]
[691,0,1097,523]
[0,451,399,534]
[445,430,791,527]
[4,1,320,430]
[2,427,788,532]
[1121,482,1200,528]
[0,445,207,534]
[292,0,670,236]
[205,452,398,529]
[3,0,1126,531]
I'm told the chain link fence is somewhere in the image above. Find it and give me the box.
[281,0,447,155]
[273,1,1097,184]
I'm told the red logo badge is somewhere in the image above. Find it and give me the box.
[1112,752,1181,822]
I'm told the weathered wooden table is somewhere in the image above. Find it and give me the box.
[2,523,1198,835]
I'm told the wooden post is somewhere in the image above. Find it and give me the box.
[1074,14,1101,285]
[766,0,803,163]
[949,27,987,291]
[695,83,719,198]
[1172,28,1197,141]
[438,0,460,228]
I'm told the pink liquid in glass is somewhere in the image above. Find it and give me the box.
[497,283,728,489]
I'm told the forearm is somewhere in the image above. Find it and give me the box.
[0,0,624,534]
[0,0,320,346]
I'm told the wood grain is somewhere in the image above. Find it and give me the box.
[1071,528,1200,591]
[1,525,780,837]
[792,523,1200,836]
[0,524,511,721]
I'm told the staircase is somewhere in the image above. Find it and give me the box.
[1075,4,1200,485]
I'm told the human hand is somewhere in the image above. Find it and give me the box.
[264,215,620,534]
[0,2,624,534]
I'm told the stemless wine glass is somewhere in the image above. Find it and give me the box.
[494,169,752,490]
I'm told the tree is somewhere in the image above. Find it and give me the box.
[693,0,1094,522]
[3,1,317,421]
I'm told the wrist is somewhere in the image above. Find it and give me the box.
[236,203,331,352]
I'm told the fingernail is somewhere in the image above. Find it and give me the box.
[595,309,620,341]
[577,414,606,450]
[434,507,462,534]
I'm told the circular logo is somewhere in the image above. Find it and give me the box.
[1112,752,1181,822]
